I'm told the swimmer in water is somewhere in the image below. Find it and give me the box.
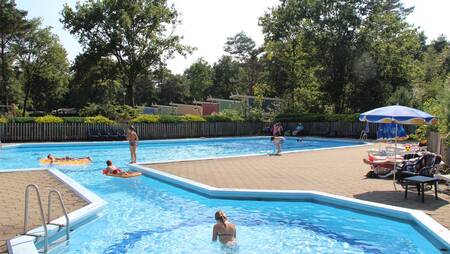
[212,210,237,246]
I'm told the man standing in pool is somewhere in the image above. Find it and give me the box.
[127,126,139,163]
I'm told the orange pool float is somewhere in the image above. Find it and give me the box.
[39,158,92,166]
[103,170,141,178]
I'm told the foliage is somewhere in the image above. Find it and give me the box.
[8,117,35,123]
[205,110,244,122]
[61,0,191,106]
[14,18,70,115]
[156,68,189,104]
[260,0,422,113]
[62,117,85,123]
[275,113,360,123]
[34,115,64,123]
[210,55,246,98]
[0,116,8,124]
[131,115,160,123]
[0,0,29,106]
[67,53,123,108]
[79,103,142,121]
[184,58,213,100]
[84,115,115,124]
[159,115,181,123]
[179,114,206,122]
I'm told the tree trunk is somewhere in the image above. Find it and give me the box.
[1,36,8,106]
[22,81,31,116]
[127,74,136,106]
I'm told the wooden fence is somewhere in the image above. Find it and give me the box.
[428,131,450,167]
[0,121,412,142]
[0,122,265,142]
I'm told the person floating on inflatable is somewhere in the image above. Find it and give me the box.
[102,160,141,178]
[41,154,92,165]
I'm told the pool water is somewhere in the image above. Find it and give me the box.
[0,137,443,253]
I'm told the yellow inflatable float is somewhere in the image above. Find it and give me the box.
[104,171,142,178]
[40,157,92,166]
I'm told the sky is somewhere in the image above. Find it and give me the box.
[15,0,450,74]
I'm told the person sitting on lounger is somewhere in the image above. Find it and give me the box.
[47,154,91,163]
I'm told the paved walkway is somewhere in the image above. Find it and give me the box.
[146,145,450,229]
[0,170,87,253]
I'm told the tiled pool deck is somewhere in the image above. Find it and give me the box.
[145,145,450,229]
[0,170,87,253]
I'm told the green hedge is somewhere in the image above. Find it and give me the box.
[131,115,160,123]
[275,113,360,122]
[35,115,64,123]
[85,116,115,124]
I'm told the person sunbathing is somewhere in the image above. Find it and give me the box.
[47,154,91,163]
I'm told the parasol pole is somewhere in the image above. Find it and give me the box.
[393,121,398,190]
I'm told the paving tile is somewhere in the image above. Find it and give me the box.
[147,145,450,229]
[0,170,87,253]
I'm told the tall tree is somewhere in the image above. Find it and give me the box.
[184,58,213,100]
[67,52,122,108]
[210,55,246,98]
[156,67,189,104]
[61,0,190,106]
[224,32,261,94]
[14,19,69,114]
[0,0,29,106]
[260,0,422,113]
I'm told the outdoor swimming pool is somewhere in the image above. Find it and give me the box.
[0,137,446,253]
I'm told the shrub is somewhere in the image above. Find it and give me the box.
[84,115,115,124]
[35,115,64,123]
[159,115,181,123]
[62,117,86,123]
[8,117,36,123]
[274,113,359,122]
[80,103,143,121]
[205,111,243,122]
[0,116,8,124]
[180,114,206,122]
[131,115,160,123]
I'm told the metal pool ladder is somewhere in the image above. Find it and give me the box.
[23,184,70,253]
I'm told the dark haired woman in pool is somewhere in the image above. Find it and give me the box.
[212,210,237,246]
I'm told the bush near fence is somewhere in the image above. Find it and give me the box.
[275,113,360,122]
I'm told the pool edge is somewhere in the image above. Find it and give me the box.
[130,163,450,250]
[6,168,107,254]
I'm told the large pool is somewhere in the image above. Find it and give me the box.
[0,137,444,253]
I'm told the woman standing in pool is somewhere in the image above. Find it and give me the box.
[212,210,237,246]
[127,126,139,163]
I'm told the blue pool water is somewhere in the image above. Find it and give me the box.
[0,137,443,253]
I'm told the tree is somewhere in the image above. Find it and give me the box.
[61,0,190,106]
[14,19,69,114]
[260,0,422,113]
[0,0,29,106]
[67,52,122,108]
[210,55,246,98]
[184,58,213,100]
[156,67,189,104]
[224,32,261,94]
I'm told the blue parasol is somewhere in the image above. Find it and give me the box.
[360,105,437,188]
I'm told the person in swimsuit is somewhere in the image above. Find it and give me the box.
[47,154,91,163]
[212,210,236,246]
[127,126,139,163]
[270,136,285,155]
[103,160,129,176]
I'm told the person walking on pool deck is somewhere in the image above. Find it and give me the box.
[212,210,237,246]
[127,125,139,163]
[271,136,286,155]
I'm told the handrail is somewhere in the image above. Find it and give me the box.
[47,189,70,241]
[23,184,48,253]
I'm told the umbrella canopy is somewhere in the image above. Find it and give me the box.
[359,105,437,125]
[376,123,408,141]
